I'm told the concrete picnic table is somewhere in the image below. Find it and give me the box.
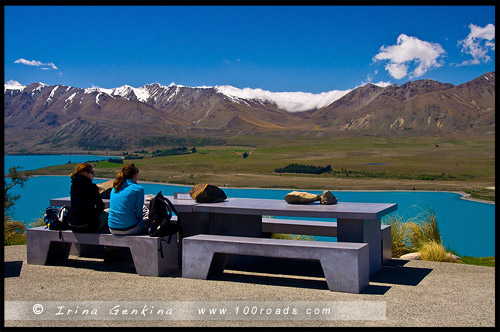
[50,196,397,274]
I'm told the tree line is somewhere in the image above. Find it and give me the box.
[274,163,332,175]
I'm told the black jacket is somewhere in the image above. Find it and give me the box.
[69,175,105,229]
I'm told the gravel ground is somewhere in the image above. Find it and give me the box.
[4,244,495,328]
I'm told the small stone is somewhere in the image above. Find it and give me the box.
[443,252,461,263]
[189,183,227,203]
[320,190,338,205]
[96,179,114,199]
[399,252,421,260]
[284,191,321,204]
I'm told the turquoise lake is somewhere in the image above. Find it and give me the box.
[4,155,495,257]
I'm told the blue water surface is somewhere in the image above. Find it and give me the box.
[4,155,495,257]
[4,154,112,173]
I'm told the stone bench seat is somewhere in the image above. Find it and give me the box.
[262,218,392,264]
[26,226,178,277]
[182,234,370,293]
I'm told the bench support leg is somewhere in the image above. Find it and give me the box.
[337,218,381,275]
[27,231,71,265]
[182,240,228,279]
[184,252,227,279]
[128,238,179,277]
[382,225,392,264]
[320,245,370,293]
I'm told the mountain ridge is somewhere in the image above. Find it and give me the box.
[4,72,495,152]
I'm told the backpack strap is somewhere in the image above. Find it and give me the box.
[161,196,180,245]
[166,233,173,244]
[158,237,165,259]
[57,205,69,240]
[162,196,179,217]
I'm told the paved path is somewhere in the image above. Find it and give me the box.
[4,245,495,327]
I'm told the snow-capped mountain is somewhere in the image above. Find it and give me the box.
[6,80,356,113]
[4,72,495,153]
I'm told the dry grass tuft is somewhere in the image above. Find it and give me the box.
[383,206,461,263]
[271,233,315,241]
[419,241,447,262]
[406,206,441,251]
[384,214,413,258]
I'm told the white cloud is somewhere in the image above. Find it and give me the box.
[14,58,58,70]
[215,85,351,112]
[223,58,241,64]
[4,80,26,92]
[385,63,409,80]
[372,81,392,88]
[373,34,446,79]
[362,72,374,85]
[361,72,392,87]
[457,23,495,65]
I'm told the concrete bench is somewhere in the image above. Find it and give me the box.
[27,226,178,277]
[182,234,370,293]
[262,218,392,264]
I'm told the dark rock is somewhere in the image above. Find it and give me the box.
[320,190,338,205]
[97,179,114,199]
[189,183,227,203]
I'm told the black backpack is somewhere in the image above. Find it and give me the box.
[44,205,70,239]
[146,191,182,245]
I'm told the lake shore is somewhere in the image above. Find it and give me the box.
[13,135,494,203]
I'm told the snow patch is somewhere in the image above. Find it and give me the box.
[132,86,150,102]
[65,92,77,103]
[166,86,180,102]
[32,82,47,95]
[46,86,59,103]
[85,86,113,95]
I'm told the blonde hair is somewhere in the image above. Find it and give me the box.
[113,163,139,192]
[70,163,93,179]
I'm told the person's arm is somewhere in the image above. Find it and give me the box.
[135,186,145,221]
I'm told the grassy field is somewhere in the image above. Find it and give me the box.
[29,135,495,201]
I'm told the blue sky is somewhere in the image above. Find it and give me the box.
[4,5,496,93]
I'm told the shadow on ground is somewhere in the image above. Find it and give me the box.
[218,257,432,294]
[370,259,433,286]
[4,261,23,278]
[30,250,433,294]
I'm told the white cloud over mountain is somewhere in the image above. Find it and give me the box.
[4,80,26,92]
[373,34,446,80]
[458,23,495,66]
[14,58,58,70]
[4,81,394,113]
[214,85,352,112]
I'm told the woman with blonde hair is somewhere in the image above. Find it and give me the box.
[69,163,107,233]
[108,163,148,235]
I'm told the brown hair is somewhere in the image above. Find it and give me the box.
[70,163,93,179]
[113,163,139,192]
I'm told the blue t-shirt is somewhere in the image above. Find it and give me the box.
[108,179,145,230]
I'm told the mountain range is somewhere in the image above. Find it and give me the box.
[4,72,495,152]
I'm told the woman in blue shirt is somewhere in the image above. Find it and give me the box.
[108,163,148,235]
